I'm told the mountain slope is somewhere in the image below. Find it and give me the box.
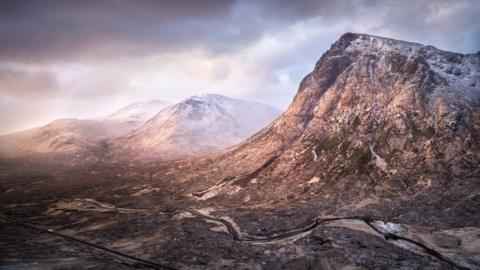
[2,33,480,270]
[0,119,108,159]
[101,100,172,137]
[110,94,282,160]
[181,33,480,226]
[0,100,171,160]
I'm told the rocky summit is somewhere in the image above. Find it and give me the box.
[184,33,480,223]
[1,33,479,269]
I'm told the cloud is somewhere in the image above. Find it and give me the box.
[350,0,480,52]
[1,0,480,133]
[0,68,59,99]
[0,1,359,63]
[0,0,237,62]
[4,0,477,64]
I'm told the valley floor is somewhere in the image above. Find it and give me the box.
[0,165,479,270]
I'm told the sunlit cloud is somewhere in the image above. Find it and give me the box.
[1,0,479,134]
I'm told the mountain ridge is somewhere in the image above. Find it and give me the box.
[109,93,282,160]
[175,33,480,228]
[2,33,479,270]
[0,94,282,166]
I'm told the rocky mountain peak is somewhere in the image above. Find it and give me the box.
[186,34,480,224]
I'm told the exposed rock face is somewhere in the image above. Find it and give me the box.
[110,94,281,160]
[185,33,480,224]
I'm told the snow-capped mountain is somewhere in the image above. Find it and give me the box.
[0,119,108,159]
[182,33,480,216]
[101,100,172,137]
[110,94,282,160]
[0,100,171,159]
[0,95,280,163]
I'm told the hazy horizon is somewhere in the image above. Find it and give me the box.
[0,92,284,135]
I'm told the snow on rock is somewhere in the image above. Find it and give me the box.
[345,34,480,102]
[307,176,320,184]
[369,144,388,172]
[311,145,318,162]
[372,220,404,234]
[106,100,171,122]
[111,94,282,160]
[345,34,423,57]
[0,99,171,159]
[389,239,420,252]
[100,100,172,137]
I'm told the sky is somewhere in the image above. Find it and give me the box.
[1,0,479,134]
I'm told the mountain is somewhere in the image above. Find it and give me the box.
[0,100,171,161]
[110,94,282,160]
[146,33,479,268]
[0,95,279,165]
[101,100,172,137]
[181,33,480,225]
[0,119,108,159]
[2,33,480,270]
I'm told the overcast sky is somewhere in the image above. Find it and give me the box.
[1,0,479,134]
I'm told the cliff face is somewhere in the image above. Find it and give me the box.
[186,33,480,224]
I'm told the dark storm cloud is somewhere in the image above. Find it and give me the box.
[0,68,59,99]
[1,0,479,63]
[0,0,237,62]
[0,0,373,63]
[1,0,480,134]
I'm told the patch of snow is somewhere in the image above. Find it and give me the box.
[372,220,404,234]
[101,100,172,137]
[346,34,480,103]
[105,100,171,122]
[307,176,320,184]
[389,239,419,251]
[113,93,282,158]
[426,51,480,102]
[345,34,423,58]
[369,144,388,172]
[311,145,318,162]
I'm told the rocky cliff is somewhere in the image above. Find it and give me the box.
[183,33,480,227]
